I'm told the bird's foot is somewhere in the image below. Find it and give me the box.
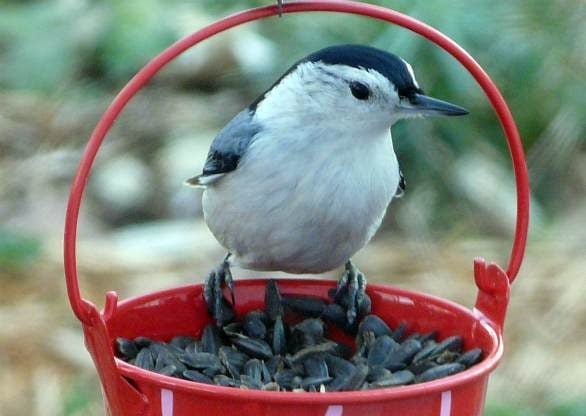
[203,255,236,327]
[331,260,372,326]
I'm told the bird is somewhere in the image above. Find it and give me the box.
[187,44,468,326]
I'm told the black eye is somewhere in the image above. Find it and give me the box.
[349,81,370,100]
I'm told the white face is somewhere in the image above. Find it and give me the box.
[255,61,418,133]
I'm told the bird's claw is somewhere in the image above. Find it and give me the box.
[203,258,236,326]
[332,261,372,326]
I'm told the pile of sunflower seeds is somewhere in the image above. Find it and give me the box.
[115,280,482,391]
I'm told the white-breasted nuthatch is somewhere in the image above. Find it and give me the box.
[187,44,468,325]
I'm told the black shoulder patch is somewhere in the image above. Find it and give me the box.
[198,110,261,179]
[202,150,240,176]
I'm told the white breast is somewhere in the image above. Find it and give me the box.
[202,123,399,274]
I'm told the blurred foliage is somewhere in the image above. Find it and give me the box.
[0,228,41,269]
[62,379,101,416]
[551,401,586,416]
[0,0,177,90]
[486,401,586,416]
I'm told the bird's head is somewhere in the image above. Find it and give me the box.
[251,44,468,133]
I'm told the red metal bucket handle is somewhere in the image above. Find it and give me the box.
[64,0,529,326]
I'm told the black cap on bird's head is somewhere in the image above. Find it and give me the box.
[304,44,469,117]
[251,44,468,118]
[303,44,422,99]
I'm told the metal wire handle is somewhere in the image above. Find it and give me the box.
[64,0,529,325]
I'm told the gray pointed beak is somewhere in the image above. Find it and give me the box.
[400,93,469,117]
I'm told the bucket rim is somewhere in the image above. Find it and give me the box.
[112,278,503,403]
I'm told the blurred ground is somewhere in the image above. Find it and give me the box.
[1,1,585,415]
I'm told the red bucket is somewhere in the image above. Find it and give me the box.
[64,1,530,415]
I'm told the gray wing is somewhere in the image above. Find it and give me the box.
[186,110,261,187]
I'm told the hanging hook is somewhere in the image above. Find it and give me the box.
[277,0,284,17]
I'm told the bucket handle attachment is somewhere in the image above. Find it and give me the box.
[64,0,529,331]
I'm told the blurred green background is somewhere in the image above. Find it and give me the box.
[1,0,585,415]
